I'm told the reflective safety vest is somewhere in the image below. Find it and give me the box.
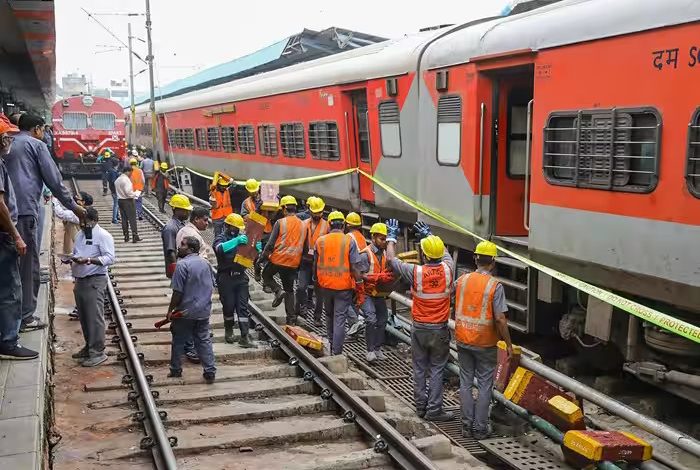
[130,167,144,192]
[269,215,304,268]
[303,218,329,257]
[361,245,387,296]
[316,231,353,290]
[454,271,500,348]
[411,262,453,324]
[348,229,367,250]
[211,189,232,221]
[244,196,272,233]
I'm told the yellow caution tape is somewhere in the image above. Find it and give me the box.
[164,161,700,343]
[357,169,700,344]
[173,166,355,187]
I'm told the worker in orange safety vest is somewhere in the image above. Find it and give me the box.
[314,211,363,355]
[129,158,145,220]
[455,240,513,440]
[345,212,367,250]
[209,175,233,238]
[260,195,303,324]
[297,196,329,326]
[240,178,274,282]
[386,219,455,422]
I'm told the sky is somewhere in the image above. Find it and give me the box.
[56,1,509,94]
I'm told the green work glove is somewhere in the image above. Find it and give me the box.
[220,234,248,253]
[256,241,262,253]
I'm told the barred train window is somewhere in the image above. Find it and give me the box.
[437,95,462,165]
[379,101,401,158]
[686,108,700,197]
[238,126,256,154]
[207,127,221,151]
[309,122,340,160]
[91,113,116,130]
[167,129,175,148]
[543,108,659,192]
[195,128,207,150]
[280,123,305,158]
[175,129,184,148]
[184,129,195,149]
[258,125,278,156]
[63,112,88,130]
[221,126,236,153]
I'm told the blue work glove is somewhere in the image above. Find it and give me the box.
[386,219,400,244]
[256,241,262,253]
[220,234,249,253]
[413,221,432,240]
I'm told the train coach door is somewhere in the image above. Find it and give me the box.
[345,89,375,202]
[489,68,533,237]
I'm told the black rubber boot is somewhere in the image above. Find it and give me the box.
[224,319,235,344]
[238,334,257,349]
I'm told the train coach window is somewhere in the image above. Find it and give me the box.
[195,128,207,150]
[379,101,401,158]
[258,125,278,156]
[543,108,660,192]
[184,129,195,149]
[221,126,236,153]
[281,123,305,158]
[175,129,185,148]
[238,126,256,154]
[167,129,176,148]
[91,113,116,130]
[686,108,700,197]
[207,127,221,151]
[436,95,462,166]
[63,112,88,130]
[309,122,340,161]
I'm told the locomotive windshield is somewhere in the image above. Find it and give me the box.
[91,112,116,130]
[63,112,88,130]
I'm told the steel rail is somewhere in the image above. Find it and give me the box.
[71,178,178,469]
[247,302,439,470]
[385,291,700,461]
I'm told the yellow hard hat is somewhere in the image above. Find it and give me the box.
[346,212,361,226]
[129,158,137,165]
[474,240,498,257]
[104,151,111,157]
[420,235,445,260]
[327,210,345,223]
[169,194,193,211]
[280,195,297,207]
[245,178,260,193]
[224,213,245,230]
[160,162,168,170]
[216,177,231,187]
[370,222,387,236]
[308,196,325,214]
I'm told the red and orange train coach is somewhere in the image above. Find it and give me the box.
[134,0,700,398]
[52,95,126,176]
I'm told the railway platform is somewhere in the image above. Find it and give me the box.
[0,203,52,469]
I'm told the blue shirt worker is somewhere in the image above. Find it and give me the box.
[313,211,363,355]
[0,114,37,360]
[167,236,217,384]
[213,213,262,347]
[455,241,513,440]
[386,219,455,422]
[5,114,87,331]
[356,223,394,363]
[69,207,115,367]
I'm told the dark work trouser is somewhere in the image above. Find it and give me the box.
[411,323,450,415]
[295,262,322,321]
[262,262,297,322]
[253,235,270,279]
[320,288,353,355]
[118,198,139,240]
[111,192,119,223]
[102,171,109,194]
[458,344,497,434]
[144,175,152,195]
[74,275,108,358]
[218,271,251,336]
[0,235,22,350]
[362,296,389,352]
[156,190,167,213]
[16,216,40,322]
[170,318,216,375]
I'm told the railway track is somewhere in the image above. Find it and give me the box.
[50,179,478,470]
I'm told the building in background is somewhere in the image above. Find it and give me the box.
[61,73,89,97]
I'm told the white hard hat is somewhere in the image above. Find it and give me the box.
[131,149,138,156]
